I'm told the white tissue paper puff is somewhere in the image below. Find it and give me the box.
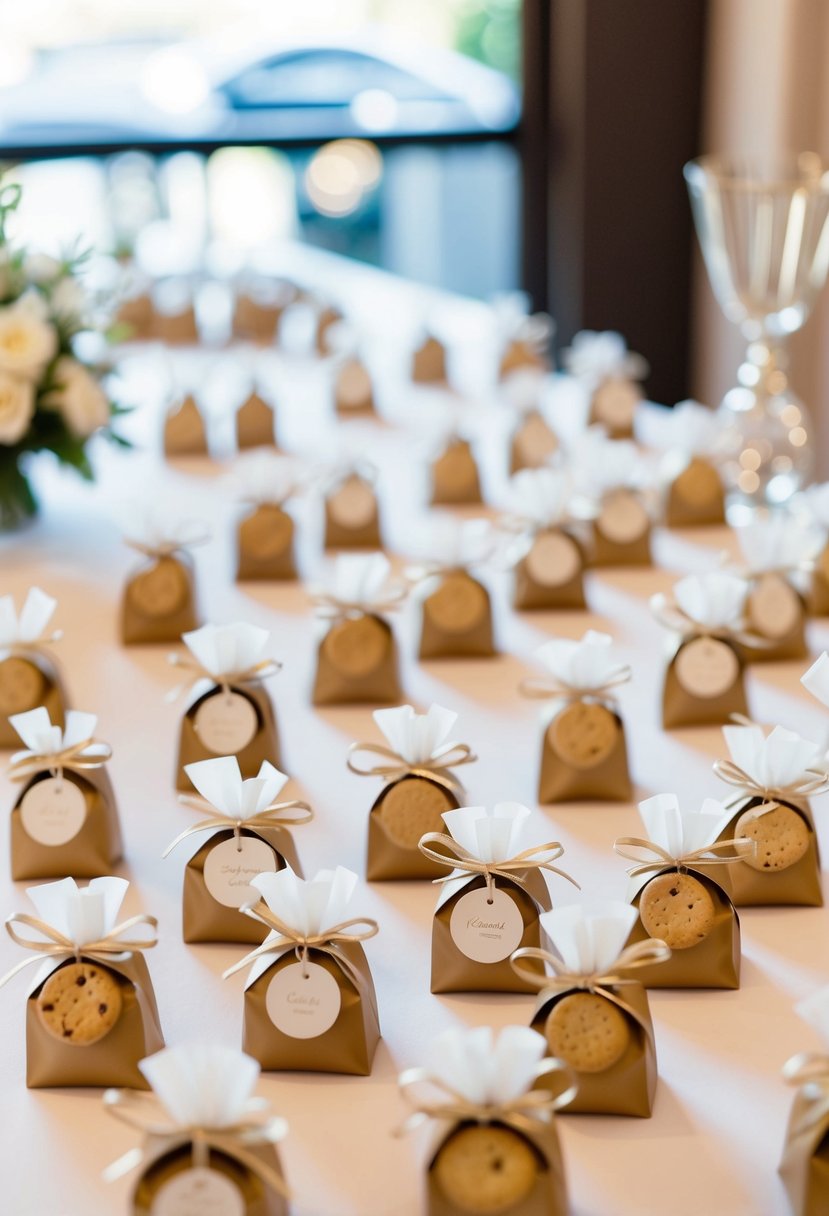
[232,454,296,505]
[570,427,646,497]
[502,368,547,414]
[119,505,206,552]
[184,756,289,820]
[507,468,572,528]
[802,652,829,709]
[540,900,638,975]
[796,986,829,1048]
[801,482,829,532]
[10,707,100,757]
[26,876,129,945]
[182,621,270,678]
[637,793,735,857]
[319,552,396,609]
[721,723,823,791]
[562,330,647,386]
[424,1024,548,1106]
[534,630,626,692]
[0,586,57,647]
[372,704,458,765]
[250,865,358,939]
[140,1043,263,1129]
[635,399,720,456]
[441,802,530,864]
[736,513,824,574]
[423,516,491,568]
[671,571,748,630]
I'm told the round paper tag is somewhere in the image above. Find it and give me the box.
[150,1166,245,1216]
[329,477,375,528]
[336,360,372,409]
[20,777,86,847]
[591,379,640,430]
[749,574,801,639]
[202,836,278,908]
[194,691,258,755]
[598,491,649,544]
[674,636,739,699]
[515,412,558,466]
[266,960,342,1039]
[525,531,580,588]
[0,655,45,715]
[449,886,525,963]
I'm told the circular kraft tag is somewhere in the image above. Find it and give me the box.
[202,836,278,908]
[20,777,86,846]
[547,701,618,769]
[150,1167,246,1216]
[591,378,640,430]
[336,360,372,409]
[748,574,801,639]
[240,506,292,560]
[515,412,558,466]
[0,655,45,715]
[674,636,739,699]
[597,491,649,544]
[324,615,388,677]
[329,477,376,528]
[266,960,342,1039]
[525,531,581,588]
[427,574,488,633]
[130,558,189,618]
[194,691,258,755]
[449,886,525,963]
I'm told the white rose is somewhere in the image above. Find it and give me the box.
[45,356,110,437]
[0,295,57,381]
[0,371,34,444]
[24,253,61,285]
[50,277,88,323]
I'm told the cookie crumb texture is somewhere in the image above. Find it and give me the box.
[734,803,810,872]
[378,777,454,849]
[434,1124,538,1214]
[36,961,123,1047]
[639,872,716,950]
[548,701,618,769]
[545,991,629,1073]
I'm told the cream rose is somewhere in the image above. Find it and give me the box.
[0,371,34,443]
[0,294,57,381]
[45,356,110,438]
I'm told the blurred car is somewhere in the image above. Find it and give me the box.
[0,28,520,152]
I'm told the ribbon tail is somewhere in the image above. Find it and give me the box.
[102,1147,146,1184]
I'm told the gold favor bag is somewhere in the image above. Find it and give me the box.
[0,651,66,748]
[430,437,483,506]
[237,504,297,582]
[324,472,382,550]
[225,903,381,1075]
[163,394,208,457]
[413,335,447,384]
[121,535,202,646]
[809,543,829,616]
[335,358,375,416]
[588,377,642,439]
[236,391,277,450]
[664,457,726,528]
[175,682,281,792]
[417,568,495,659]
[509,410,559,475]
[590,488,652,567]
[743,572,808,662]
[779,1052,829,1216]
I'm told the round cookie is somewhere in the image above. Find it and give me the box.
[36,961,123,1047]
[434,1124,537,1215]
[129,557,189,618]
[548,701,618,769]
[673,459,722,509]
[545,991,629,1073]
[435,442,479,498]
[328,477,376,529]
[639,871,716,950]
[377,776,455,850]
[239,506,293,561]
[514,412,557,466]
[427,574,488,633]
[324,615,388,677]
[735,802,810,872]
[0,655,45,715]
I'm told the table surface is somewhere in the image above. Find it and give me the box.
[2,248,828,1216]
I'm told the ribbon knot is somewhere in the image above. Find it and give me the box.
[0,912,158,988]
[650,592,769,649]
[782,1051,829,1140]
[125,529,210,561]
[9,736,112,783]
[713,759,829,811]
[417,833,579,901]
[163,794,314,858]
[346,740,476,794]
[519,667,631,706]
[510,939,671,999]
[166,654,281,703]
[310,584,408,621]
[613,835,754,878]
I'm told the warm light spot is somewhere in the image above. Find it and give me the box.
[738,469,760,494]
[350,88,399,132]
[790,427,807,446]
[739,447,761,471]
[780,404,801,427]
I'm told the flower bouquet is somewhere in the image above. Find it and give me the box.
[0,179,128,526]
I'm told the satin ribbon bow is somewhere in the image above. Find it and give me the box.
[166,654,281,702]
[163,794,313,857]
[125,528,210,561]
[650,592,768,649]
[510,938,671,999]
[417,834,579,900]
[613,835,754,878]
[317,458,378,495]
[782,1052,829,1140]
[222,903,380,1018]
[396,1061,577,1138]
[346,740,476,794]
[102,1088,290,1196]
[0,912,158,988]
[519,667,631,705]
[310,583,408,621]
[3,631,62,658]
[404,550,494,585]
[8,735,112,783]
[713,758,829,812]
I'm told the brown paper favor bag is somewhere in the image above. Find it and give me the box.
[743,572,808,662]
[1,876,163,1089]
[237,504,297,582]
[163,394,208,457]
[8,708,122,881]
[665,457,726,528]
[501,340,549,380]
[509,410,559,475]
[335,357,375,416]
[165,756,312,944]
[512,938,669,1117]
[121,522,205,646]
[236,391,277,450]
[324,472,382,550]
[115,292,154,341]
[348,704,477,881]
[312,614,401,705]
[590,488,652,567]
[233,290,292,344]
[417,569,495,659]
[780,1051,829,1216]
[0,587,67,747]
[103,1044,289,1216]
[513,529,586,610]
[430,437,483,506]
[588,377,642,439]
[176,686,281,791]
[413,335,447,384]
[153,303,199,345]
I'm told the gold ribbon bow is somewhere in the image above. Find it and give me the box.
[310,583,408,621]
[125,529,210,560]
[318,458,378,495]
[163,793,313,857]
[346,740,476,794]
[222,903,380,1018]
[0,912,158,988]
[519,667,631,705]
[166,653,281,702]
[395,1060,577,1138]
[713,758,829,814]
[510,938,671,1000]
[783,1051,829,1140]
[650,592,768,649]
[102,1088,290,1196]
[2,629,63,659]
[417,834,579,900]
[9,735,112,783]
[613,835,753,878]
